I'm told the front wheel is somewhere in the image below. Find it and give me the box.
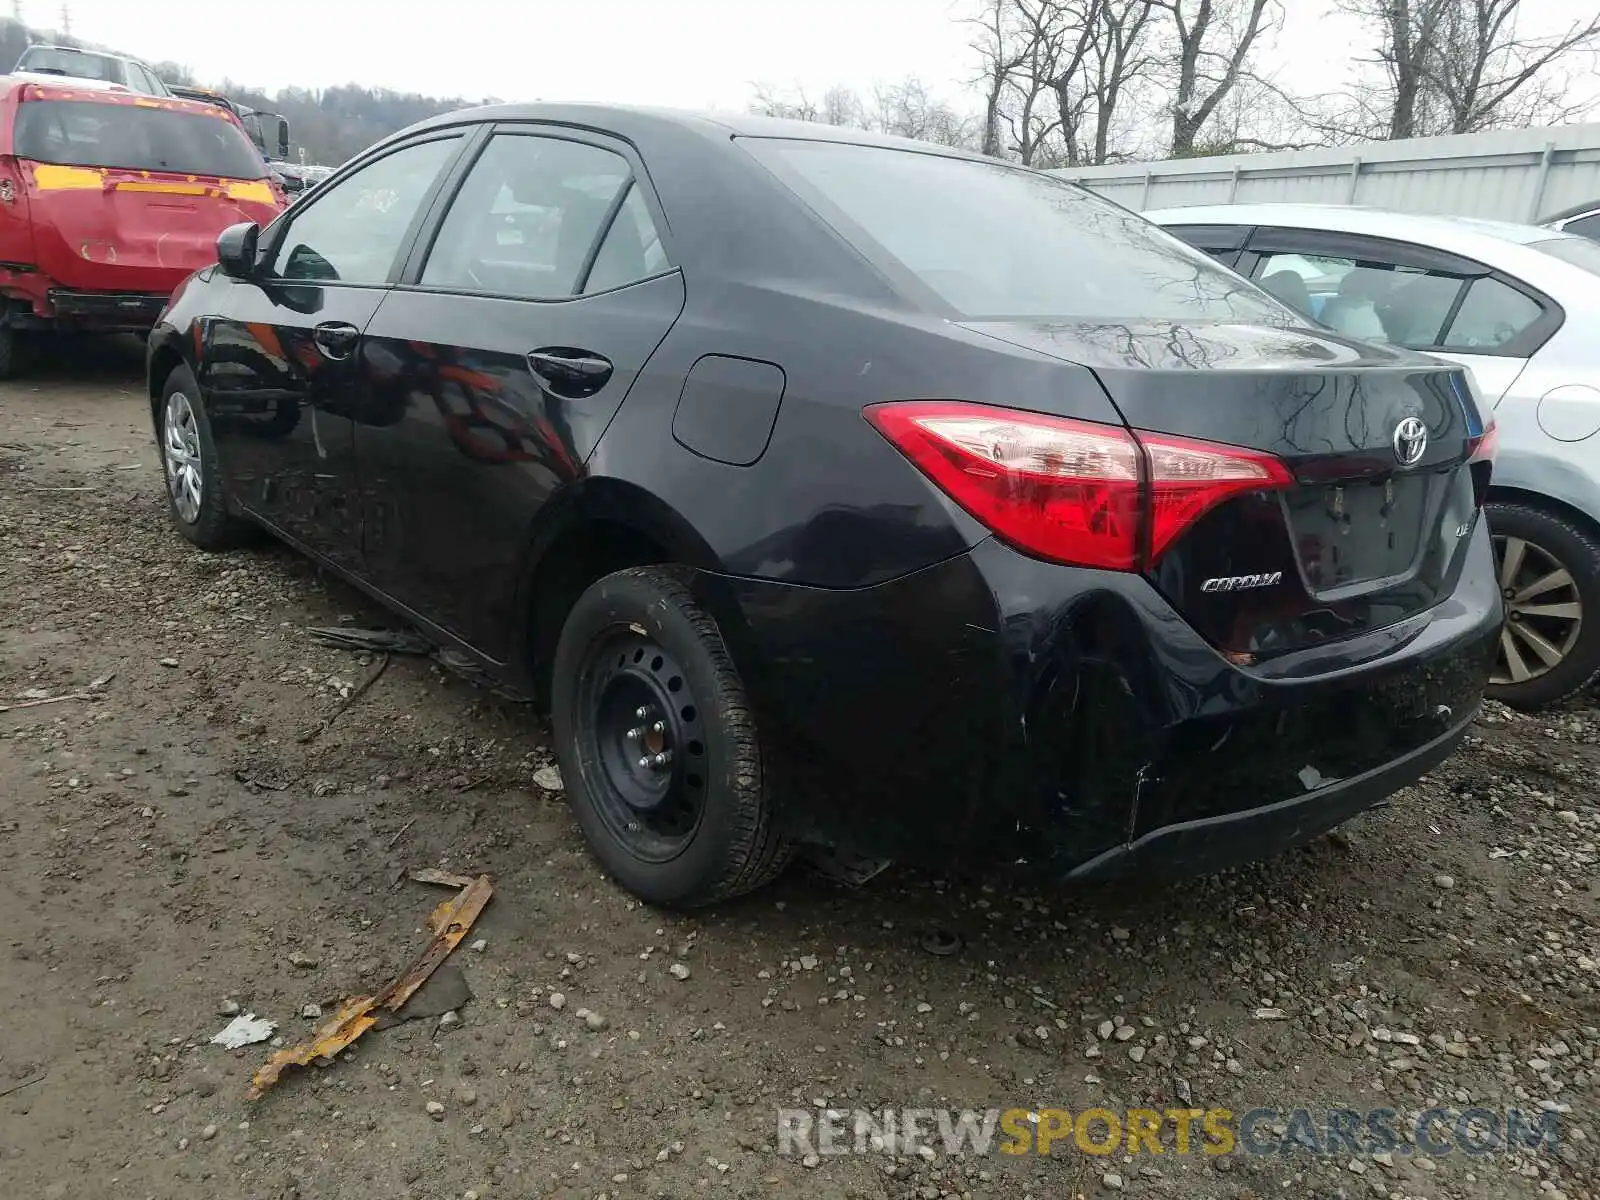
[549,566,792,908]
[1486,500,1600,710]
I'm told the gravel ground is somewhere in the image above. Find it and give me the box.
[0,341,1596,1200]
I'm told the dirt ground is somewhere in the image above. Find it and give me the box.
[0,339,1596,1200]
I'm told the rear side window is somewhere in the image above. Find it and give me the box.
[583,184,668,294]
[421,134,644,299]
[1440,278,1543,351]
[15,99,265,179]
[742,138,1286,323]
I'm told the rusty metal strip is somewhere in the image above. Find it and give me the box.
[249,872,492,1097]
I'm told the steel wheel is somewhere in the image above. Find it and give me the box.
[574,628,709,863]
[1491,533,1584,686]
[163,389,204,525]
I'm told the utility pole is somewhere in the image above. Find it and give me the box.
[58,1,69,37]
[11,1,23,24]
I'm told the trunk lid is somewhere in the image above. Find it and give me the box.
[966,318,1485,658]
[22,160,280,292]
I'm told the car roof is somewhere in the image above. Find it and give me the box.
[1145,201,1568,247]
[22,43,143,63]
[7,70,128,92]
[0,75,240,119]
[398,100,992,160]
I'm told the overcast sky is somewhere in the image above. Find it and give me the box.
[24,0,1600,115]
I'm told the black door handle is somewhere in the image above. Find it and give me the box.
[527,347,613,397]
[313,322,360,360]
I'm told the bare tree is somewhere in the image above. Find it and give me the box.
[1074,0,1159,164]
[1151,0,1278,156]
[970,0,1031,155]
[748,79,978,149]
[750,83,863,126]
[1430,0,1600,134]
[1340,0,1600,139]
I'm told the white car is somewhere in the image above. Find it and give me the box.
[12,44,170,97]
[1149,202,1600,709]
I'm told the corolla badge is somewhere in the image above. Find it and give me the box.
[1201,571,1283,593]
[1393,416,1428,466]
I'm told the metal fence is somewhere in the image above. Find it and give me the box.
[1052,124,1600,223]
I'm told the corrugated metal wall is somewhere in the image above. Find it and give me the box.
[1053,124,1600,223]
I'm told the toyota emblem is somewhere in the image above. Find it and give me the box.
[1393,416,1427,467]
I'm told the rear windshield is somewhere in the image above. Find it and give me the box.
[742,138,1287,322]
[17,47,121,83]
[15,99,266,179]
[1531,236,1600,277]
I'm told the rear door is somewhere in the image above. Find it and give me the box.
[203,131,467,572]
[354,127,685,661]
[1244,226,1559,408]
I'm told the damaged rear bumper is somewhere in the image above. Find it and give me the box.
[717,521,1500,877]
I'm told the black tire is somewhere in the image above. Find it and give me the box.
[1486,499,1600,710]
[550,565,792,907]
[157,365,255,551]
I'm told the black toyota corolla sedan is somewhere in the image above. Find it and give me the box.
[147,104,1502,907]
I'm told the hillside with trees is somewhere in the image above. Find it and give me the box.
[0,16,484,165]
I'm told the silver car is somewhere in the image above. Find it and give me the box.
[1149,202,1600,709]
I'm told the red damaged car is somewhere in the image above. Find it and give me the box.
[0,78,284,374]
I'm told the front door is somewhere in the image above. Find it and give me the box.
[354,130,686,660]
[202,132,467,572]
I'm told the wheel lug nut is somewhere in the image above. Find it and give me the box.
[652,721,665,735]
[626,726,643,741]
[638,756,652,770]
[653,750,673,768]
[635,706,650,720]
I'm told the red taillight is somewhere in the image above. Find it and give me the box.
[1467,414,1497,507]
[865,400,1292,571]
[1467,414,1498,464]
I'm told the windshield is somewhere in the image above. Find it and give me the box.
[742,138,1289,323]
[15,99,266,179]
[17,47,121,83]
[1531,236,1600,277]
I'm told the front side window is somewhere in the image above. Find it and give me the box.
[421,134,638,299]
[742,138,1286,323]
[1254,250,1464,348]
[14,99,266,179]
[270,136,461,285]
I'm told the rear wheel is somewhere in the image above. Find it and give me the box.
[550,566,792,908]
[159,366,255,551]
[1486,500,1600,710]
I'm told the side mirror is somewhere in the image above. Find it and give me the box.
[217,222,260,279]
[274,117,289,162]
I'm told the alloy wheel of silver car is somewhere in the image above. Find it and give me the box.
[1490,533,1584,685]
[163,389,204,525]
